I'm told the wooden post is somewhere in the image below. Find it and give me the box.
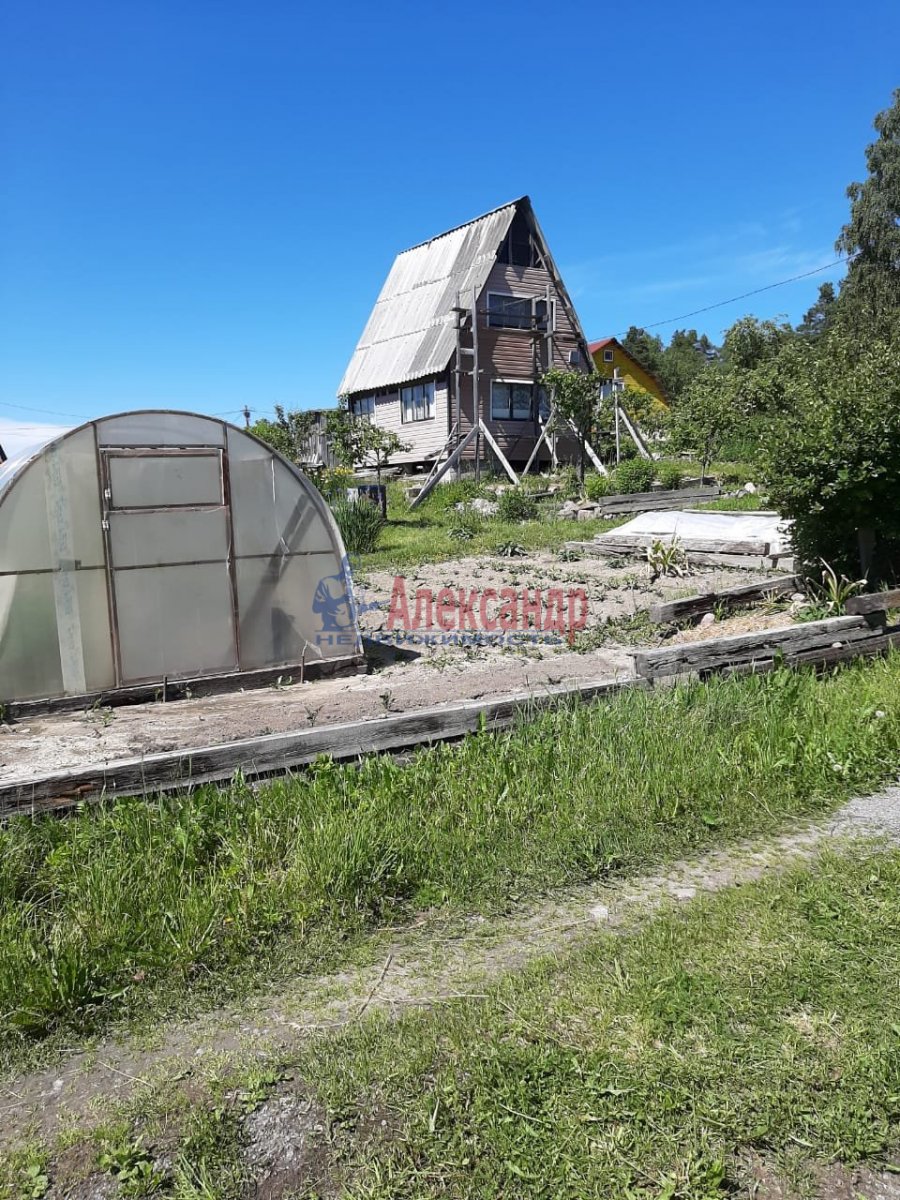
[858,526,876,579]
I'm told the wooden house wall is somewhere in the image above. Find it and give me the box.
[365,377,450,465]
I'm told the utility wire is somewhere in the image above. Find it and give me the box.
[626,256,848,335]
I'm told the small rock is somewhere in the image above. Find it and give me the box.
[743,481,758,494]
[576,506,599,521]
[699,612,716,628]
[454,498,498,517]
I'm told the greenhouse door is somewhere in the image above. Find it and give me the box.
[101,448,240,685]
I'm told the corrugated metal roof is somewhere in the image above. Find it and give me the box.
[337,200,521,396]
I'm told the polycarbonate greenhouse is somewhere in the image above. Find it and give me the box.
[0,411,362,707]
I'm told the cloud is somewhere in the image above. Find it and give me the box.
[0,419,71,463]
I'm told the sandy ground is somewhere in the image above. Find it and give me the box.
[0,551,789,784]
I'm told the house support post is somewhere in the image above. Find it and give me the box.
[408,424,481,510]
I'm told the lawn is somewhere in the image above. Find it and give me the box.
[2,654,900,1059]
[291,845,900,1197]
[353,480,619,571]
[351,466,764,570]
[10,845,899,1199]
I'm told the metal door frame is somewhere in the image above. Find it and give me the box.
[99,445,241,686]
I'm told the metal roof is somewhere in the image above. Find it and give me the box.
[337,199,521,396]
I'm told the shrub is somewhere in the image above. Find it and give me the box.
[497,488,538,522]
[331,497,385,555]
[612,459,656,494]
[714,461,757,486]
[763,336,900,577]
[654,462,684,491]
[448,509,483,542]
[556,466,581,500]
[584,473,613,501]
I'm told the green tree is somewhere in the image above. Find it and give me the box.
[658,329,715,403]
[763,335,900,577]
[669,370,739,479]
[722,316,795,371]
[328,398,411,483]
[835,88,900,337]
[621,326,665,377]
[249,405,318,465]
[542,368,601,483]
[797,281,837,340]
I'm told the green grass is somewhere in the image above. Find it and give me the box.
[3,656,900,1059]
[353,467,764,570]
[289,846,900,1198]
[355,482,617,570]
[16,846,900,1199]
[694,493,766,512]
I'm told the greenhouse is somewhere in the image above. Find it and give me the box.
[0,410,362,707]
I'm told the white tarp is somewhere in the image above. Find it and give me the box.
[605,510,792,555]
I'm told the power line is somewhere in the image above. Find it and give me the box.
[623,256,848,336]
[0,400,88,420]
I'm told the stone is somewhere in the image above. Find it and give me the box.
[699,612,716,628]
[743,481,758,494]
[454,498,498,517]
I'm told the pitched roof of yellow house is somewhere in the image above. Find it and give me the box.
[588,337,669,406]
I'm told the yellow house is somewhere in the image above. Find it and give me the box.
[588,338,668,407]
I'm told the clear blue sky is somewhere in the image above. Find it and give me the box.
[1,0,898,452]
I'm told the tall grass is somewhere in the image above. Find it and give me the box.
[331,497,385,554]
[2,656,900,1046]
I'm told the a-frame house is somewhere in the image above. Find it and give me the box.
[337,196,593,472]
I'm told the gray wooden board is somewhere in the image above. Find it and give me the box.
[597,486,721,514]
[649,575,801,624]
[633,615,875,679]
[0,677,638,818]
[591,534,770,556]
[846,589,900,616]
[564,542,790,572]
[717,630,900,677]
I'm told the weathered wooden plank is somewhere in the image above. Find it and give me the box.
[596,485,721,514]
[592,534,770,556]
[633,616,875,680]
[719,630,900,678]
[846,589,900,616]
[1,654,365,720]
[649,575,801,624]
[0,676,638,819]
[564,541,793,573]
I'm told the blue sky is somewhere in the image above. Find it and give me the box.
[1,0,898,453]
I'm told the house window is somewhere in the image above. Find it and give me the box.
[487,293,533,330]
[351,395,375,422]
[401,381,435,423]
[603,349,614,363]
[491,381,537,422]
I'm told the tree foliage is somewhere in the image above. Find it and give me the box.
[328,397,411,482]
[835,88,900,338]
[668,370,740,478]
[620,326,716,403]
[762,336,900,578]
[797,282,837,341]
[542,368,600,482]
[249,405,318,465]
